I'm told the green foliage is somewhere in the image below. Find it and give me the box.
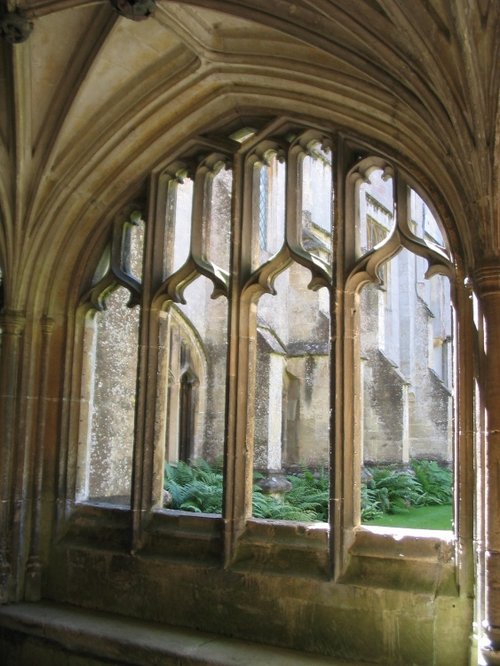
[285,469,329,521]
[164,460,329,521]
[360,484,383,521]
[369,467,424,513]
[164,460,223,513]
[251,486,317,521]
[252,469,329,522]
[361,459,453,522]
[164,459,452,524]
[410,459,453,505]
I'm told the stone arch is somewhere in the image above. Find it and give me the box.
[163,305,207,465]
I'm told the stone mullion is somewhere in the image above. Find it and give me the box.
[224,150,248,564]
[452,276,475,599]
[0,309,25,603]
[284,141,302,253]
[131,297,157,547]
[334,135,351,577]
[189,162,207,265]
[474,262,500,664]
[131,188,157,547]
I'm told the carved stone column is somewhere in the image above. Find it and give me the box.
[24,316,54,602]
[0,310,25,603]
[475,262,500,664]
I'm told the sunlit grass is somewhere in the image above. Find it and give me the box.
[364,504,452,530]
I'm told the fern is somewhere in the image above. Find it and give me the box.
[361,484,383,520]
[252,486,316,521]
[166,478,197,508]
[362,459,453,520]
[164,458,451,522]
[164,461,223,513]
[285,471,329,521]
[366,467,424,514]
[165,461,195,486]
[410,459,452,505]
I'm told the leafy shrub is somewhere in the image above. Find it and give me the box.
[360,484,383,521]
[410,459,453,505]
[281,469,329,521]
[368,467,424,513]
[361,459,453,521]
[164,460,223,513]
[252,485,317,521]
[164,460,328,521]
[164,458,452,523]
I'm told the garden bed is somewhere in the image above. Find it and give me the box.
[163,458,452,530]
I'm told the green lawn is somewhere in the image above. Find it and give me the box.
[363,504,453,530]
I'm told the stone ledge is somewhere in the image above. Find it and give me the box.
[0,601,376,666]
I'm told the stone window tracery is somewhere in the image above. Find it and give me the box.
[73,118,461,576]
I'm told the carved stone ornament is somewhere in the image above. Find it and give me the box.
[110,0,156,21]
[0,9,33,44]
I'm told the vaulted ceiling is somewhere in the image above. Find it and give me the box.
[0,0,498,310]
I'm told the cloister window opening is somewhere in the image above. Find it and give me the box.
[258,165,269,249]
[252,150,286,268]
[353,166,454,530]
[168,174,193,275]
[154,153,231,514]
[160,276,228,480]
[249,136,332,520]
[75,118,456,533]
[76,211,144,504]
[252,265,330,521]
